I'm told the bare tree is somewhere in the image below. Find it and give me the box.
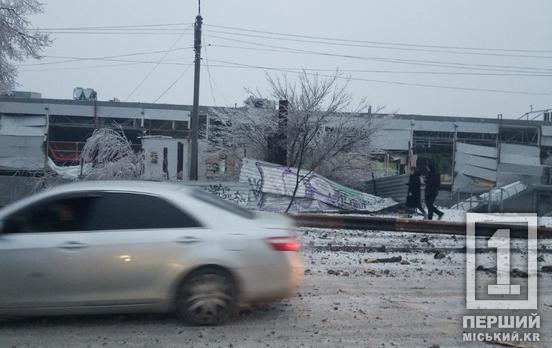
[209,71,383,211]
[0,0,50,92]
[268,72,381,211]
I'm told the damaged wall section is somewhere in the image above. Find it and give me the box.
[240,158,397,212]
[0,114,47,171]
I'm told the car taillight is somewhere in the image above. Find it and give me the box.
[266,236,301,252]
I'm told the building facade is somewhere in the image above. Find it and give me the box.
[1,92,551,206]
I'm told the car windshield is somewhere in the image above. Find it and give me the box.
[190,188,255,219]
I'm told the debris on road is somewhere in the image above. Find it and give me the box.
[477,265,530,278]
[434,251,446,259]
[365,256,403,263]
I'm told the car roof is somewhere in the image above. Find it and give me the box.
[43,180,192,196]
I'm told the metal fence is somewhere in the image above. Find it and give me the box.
[364,174,410,203]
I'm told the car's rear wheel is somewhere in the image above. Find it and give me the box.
[176,268,237,325]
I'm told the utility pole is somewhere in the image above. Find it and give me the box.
[190,1,202,180]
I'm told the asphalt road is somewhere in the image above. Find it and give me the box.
[1,228,551,347]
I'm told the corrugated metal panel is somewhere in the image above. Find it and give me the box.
[240,158,397,211]
[0,135,45,170]
[455,152,497,171]
[462,165,497,182]
[542,136,552,147]
[0,115,46,136]
[498,163,543,177]
[452,181,527,211]
[500,153,540,166]
[542,125,552,137]
[454,142,498,185]
[496,173,542,187]
[456,142,497,158]
[452,173,492,193]
[364,174,409,203]
[500,143,540,158]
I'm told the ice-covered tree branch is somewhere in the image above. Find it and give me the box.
[0,0,50,92]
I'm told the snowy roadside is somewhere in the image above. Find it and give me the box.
[311,208,552,227]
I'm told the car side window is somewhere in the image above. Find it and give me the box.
[85,192,201,230]
[2,195,98,234]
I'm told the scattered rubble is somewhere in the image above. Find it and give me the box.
[511,268,529,278]
[365,256,402,263]
[476,265,529,278]
[433,251,446,259]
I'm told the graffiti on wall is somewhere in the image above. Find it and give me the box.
[240,158,396,212]
[204,183,248,206]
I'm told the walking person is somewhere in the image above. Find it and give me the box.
[405,166,426,218]
[424,162,444,220]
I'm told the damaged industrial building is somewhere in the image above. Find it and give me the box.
[1,89,551,215]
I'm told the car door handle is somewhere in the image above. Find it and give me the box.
[58,241,88,250]
[175,236,201,244]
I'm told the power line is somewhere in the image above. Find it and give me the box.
[36,21,552,54]
[19,58,552,77]
[205,23,552,54]
[203,46,217,105]
[20,61,147,72]
[35,22,192,30]
[203,47,232,106]
[152,63,195,103]
[41,31,192,36]
[19,60,552,77]
[205,35,552,73]
[209,42,552,74]
[19,47,193,67]
[202,64,552,77]
[206,58,552,96]
[22,57,194,69]
[204,29,552,59]
[125,27,191,100]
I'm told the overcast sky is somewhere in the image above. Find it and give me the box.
[16,0,552,118]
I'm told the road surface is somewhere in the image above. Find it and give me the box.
[1,228,551,347]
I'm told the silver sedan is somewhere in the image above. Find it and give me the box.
[0,181,303,325]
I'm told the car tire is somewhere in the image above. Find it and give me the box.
[176,268,237,326]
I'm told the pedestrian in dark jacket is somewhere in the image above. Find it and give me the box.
[406,166,426,217]
[424,162,444,220]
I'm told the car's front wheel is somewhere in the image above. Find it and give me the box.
[176,268,237,325]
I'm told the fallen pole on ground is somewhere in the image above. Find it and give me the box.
[291,214,552,239]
